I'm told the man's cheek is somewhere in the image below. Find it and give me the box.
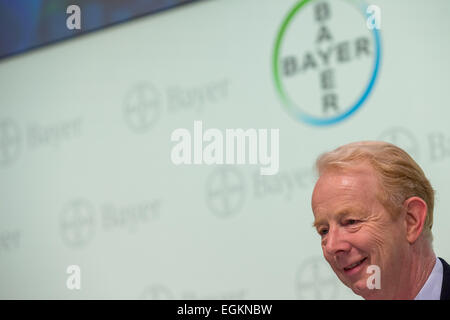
[359,224,386,250]
[358,226,391,277]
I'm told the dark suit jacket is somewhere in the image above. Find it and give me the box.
[439,257,450,300]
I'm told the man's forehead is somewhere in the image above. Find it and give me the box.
[311,164,380,222]
[314,164,379,193]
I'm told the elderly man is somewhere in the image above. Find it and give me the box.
[311,141,450,300]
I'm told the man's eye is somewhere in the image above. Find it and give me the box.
[319,228,328,236]
[345,219,358,225]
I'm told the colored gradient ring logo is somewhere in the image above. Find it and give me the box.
[273,0,381,126]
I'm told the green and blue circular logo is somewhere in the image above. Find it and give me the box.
[273,0,381,126]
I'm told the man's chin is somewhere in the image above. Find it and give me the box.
[339,276,375,298]
[349,281,384,300]
[350,281,370,297]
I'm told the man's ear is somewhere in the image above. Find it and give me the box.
[403,197,428,244]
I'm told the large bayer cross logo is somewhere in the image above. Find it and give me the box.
[295,256,340,299]
[205,167,245,218]
[273,0,381,126]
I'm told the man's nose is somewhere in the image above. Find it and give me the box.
[323,227,351,256]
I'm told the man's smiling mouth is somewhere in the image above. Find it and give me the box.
[343,257,368,271]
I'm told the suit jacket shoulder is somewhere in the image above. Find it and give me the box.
[439,257,450,300]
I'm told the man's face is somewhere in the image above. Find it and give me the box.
[311,163,408,299]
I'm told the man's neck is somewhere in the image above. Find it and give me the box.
[393,240,436,299]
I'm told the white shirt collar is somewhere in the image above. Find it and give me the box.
[414,257,443,300]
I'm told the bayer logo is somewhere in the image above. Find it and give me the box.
[60,199,96,248]
[205,167,245,218]
[378,127,420,160]
[0,119,21,167]
[273,0,381,126]
[140,285,174,300]
[295,256,340,299]
[123,83,162,133]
